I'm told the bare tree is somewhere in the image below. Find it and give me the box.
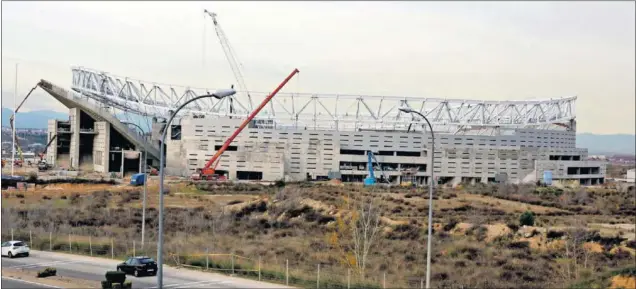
[328,195,382,279]
[561,221,588,282]
[350,197,382,278]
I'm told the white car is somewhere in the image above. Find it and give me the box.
[1,240,30,258]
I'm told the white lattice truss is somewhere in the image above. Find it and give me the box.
[71,67,577,135]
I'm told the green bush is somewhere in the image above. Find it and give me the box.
[274,179,286,188]
[123,281,132,289]
[519,211,535,226]
[112,283,122,289]
[105,271,126,284]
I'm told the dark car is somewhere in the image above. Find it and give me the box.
[117,256,157,277]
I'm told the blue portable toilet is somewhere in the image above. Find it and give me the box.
[543,170,553,186]
[130,173,146,186]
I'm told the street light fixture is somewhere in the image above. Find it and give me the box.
[121,122,149,251]
[156,89,236,288]
[398,106,435,289]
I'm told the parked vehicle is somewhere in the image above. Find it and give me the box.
[38,159,52,171]
[116,256,157,277]
[1,240,30,258]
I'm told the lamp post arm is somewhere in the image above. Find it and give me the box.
[157,93,227,288]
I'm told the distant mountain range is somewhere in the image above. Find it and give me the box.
[2,107,634,155]
[2,107,68,129]
[576,133,635,155]
[2,107,150,132]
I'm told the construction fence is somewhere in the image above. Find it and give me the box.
[1,229,426,288]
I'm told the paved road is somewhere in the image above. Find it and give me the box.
[1,277,58,288]
[1,251,291,288]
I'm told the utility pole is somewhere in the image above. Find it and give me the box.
[11,63,18,176]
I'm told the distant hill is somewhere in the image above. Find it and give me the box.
[2,107,152,133]
[2,107,68,129]
[2,106,634,155]
[576,133,635,155]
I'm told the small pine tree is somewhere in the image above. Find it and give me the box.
[519,211,535,226]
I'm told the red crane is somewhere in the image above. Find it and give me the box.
[192,68,300,181]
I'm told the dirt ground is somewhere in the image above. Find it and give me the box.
[455,193,570,214]
[610,275,636,289]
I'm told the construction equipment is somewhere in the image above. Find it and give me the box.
[191,68,300,181]
[36,134,57,171]
[9,83,40,166]
[364,151,377,186]
[130,173,146,186]
[400,167,419,187]
[37,135,57,162]
[204,10,254,112]
[364,151,389,186]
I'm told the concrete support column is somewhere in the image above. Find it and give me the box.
[93,122,110,173]
[69,108,81,169]
[47,119,58,166]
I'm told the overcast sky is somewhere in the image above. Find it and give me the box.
[1,1,634,134]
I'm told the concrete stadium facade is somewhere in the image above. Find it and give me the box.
[161,116,606,186]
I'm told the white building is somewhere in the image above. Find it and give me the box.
[627,169,636,182]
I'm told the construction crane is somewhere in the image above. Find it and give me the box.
[10,83,40,166]
[191,68,300,181]
[364,151,389,186]
[203,9,254,112]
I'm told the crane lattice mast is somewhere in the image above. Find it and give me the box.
[203,9,254,112]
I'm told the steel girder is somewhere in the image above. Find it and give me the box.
[71,67,577,134]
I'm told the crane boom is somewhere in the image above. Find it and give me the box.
[198,68,300,177]
[39,134,58,161]
[10,83,40,163]
[203,10,254,112]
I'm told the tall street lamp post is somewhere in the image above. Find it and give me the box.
[156,88,235,288]
[399,107,435,289]
[122,122,149,250]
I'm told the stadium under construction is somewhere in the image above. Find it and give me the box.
[34,66,606,186]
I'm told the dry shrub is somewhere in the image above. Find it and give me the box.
[466,225,488,241]
[386,224,421,240]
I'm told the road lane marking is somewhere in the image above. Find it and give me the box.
[1,276,63,288]
[164,281,212,288]
[173,281,225,288]
[6,260,83,269]
[150,280,220,288]
[178,282,221,288]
